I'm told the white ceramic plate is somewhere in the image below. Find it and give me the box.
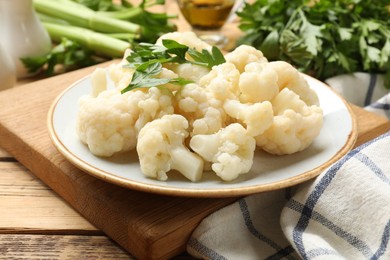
[48,73,357,198]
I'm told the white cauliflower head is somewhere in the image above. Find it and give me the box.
[255,88,323,155]
[267,61,319,106]
[190,123,256,181]
[90,68,107,98]
[76,89,145,157]
[225,45,268,73]
[199,62,241,100]
[176,83,226,136]
[223,99,274,137]
[170,63,210,84]
[135,87,176,132]
[156,31,211,51]
[191,107,224,136]
[238,62,279,103]
[155,67,182,92]
[137,114,204,182]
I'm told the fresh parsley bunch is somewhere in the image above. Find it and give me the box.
[237,0,390,88]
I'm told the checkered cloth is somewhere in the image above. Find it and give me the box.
[187,73,390,259]
[326,73,390,119]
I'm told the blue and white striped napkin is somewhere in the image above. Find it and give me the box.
[326,73,389,119]
[187,73,390,259]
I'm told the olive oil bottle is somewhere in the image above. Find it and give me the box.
[178,0,235,30]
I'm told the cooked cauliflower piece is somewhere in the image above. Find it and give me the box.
[135,87,176,132]
[223,99,274,137]
[156,31,211,51]
[76,89,145,157]
[176,83,226,136]
[170,63,210,84]
[238,62,279,103]
[190,123,256,181]
[137,114,204,182]
[255,88,323,155]
[91,68,107,97]
[200,62,241,100]
[267,61,319,106]
[225,45,268,73]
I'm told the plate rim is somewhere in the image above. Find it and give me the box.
[47,74,358,198]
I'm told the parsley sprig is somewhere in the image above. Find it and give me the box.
[121,40,226,93]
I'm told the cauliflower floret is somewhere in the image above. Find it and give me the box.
[192,107,224,136]
[199,62,241,100]
[255,88,323,155]
[190,123,256,181]
[238,62,279,103]
[177,83,209,114]
[76,89,145,157]
[225,45,268,73]
[156,68,182,92]
[223,99,274,137]
[156,31,211,51]
[267,61,319,106]
[170,63,210,84]
[137,114,204,182]
[90,68,107,97]
[176,83,226,136]
[135,87,176,132]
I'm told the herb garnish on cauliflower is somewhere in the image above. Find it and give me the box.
[76,32,324,182]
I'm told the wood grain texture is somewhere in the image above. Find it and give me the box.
[0,147,12,160]
[0,161,98,234]
[0,67,237,259]
[0,234,133,259]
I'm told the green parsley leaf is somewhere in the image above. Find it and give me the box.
[122,40,226,93]
[188,46,226,69]
[162,39,188,62]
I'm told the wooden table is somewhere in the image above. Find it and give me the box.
[1,2,390,259]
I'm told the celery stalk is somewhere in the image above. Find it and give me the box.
[33,0,141,34]
[43,22,130,57]
[97,8,143,20]
[106,33,138,41]
[37,13,70,25]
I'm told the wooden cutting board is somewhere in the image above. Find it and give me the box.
[0,63,389,259]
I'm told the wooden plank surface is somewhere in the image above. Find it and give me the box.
[0,157,135,258]
[0,234,133,259]
[0,162,98,234]
[352,104,390,147]
[0,147,11,159]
